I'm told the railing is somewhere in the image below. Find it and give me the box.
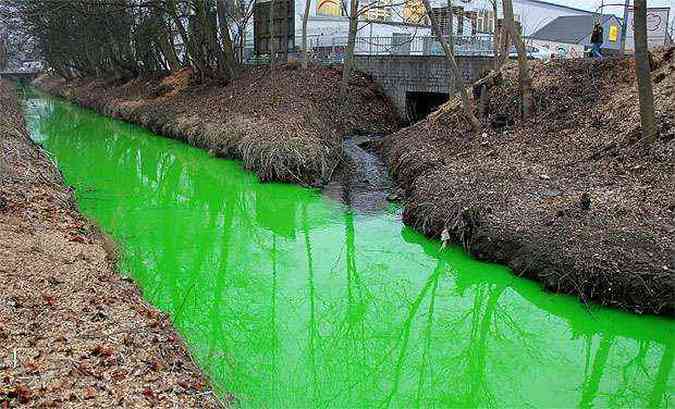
[242,34,499,65]
[350,35,496,57]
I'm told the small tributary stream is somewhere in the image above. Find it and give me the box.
[22,91,674,408]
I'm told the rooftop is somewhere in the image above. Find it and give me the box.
[530,14,618,43]
[521,0,593,15]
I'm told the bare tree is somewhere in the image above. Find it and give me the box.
[269,0,276,69]
[341,0,360,95]
[502,0,532,119]
[220,0,256,64]
[302,0,312,68]
[340,0,419,93]
[0,36,7,71]
[633,0,658,143]
[13,0,241,83]
[484,0,509,71]
[447,0,454,54]
[421,0,480,133]
[619,0,630,56]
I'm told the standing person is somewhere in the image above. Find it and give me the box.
[590,22,604,59]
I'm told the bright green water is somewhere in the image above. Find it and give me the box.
[23,91,674,408]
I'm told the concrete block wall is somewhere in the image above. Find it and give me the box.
[354,55,493,118]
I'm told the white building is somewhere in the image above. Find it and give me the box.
[254,0,590,43]
[251,0,670,57]
[528,5,670,57]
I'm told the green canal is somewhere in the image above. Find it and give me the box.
[23,91,674,408]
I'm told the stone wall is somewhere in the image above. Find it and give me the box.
[354,55,493,119]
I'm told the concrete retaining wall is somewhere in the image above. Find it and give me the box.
[354,55,493,119]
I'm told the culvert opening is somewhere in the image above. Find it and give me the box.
[406,91,449,122]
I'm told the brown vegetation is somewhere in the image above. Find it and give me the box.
[384,50,675,315]
[35,66,400,185]
[0,80,222,407]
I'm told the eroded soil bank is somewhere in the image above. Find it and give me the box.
[383,50,675,315]
[0,81,221,407]
[35,66,400,186]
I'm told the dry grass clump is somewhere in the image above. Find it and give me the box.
[384,49,675,315]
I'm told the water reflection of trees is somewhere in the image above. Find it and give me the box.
[29,96,675,409]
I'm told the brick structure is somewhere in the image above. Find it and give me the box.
[354,55,493,120]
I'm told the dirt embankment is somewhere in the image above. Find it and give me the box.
[35,66,400,185]
[384,50,675,315]
[0,81,223,407]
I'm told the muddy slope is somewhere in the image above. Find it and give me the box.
[0,81,223,407]
[384,50,675,315]
[35,66,400,186]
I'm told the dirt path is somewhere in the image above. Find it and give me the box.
[0,82,223,407]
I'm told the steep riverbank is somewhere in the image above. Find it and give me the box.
[35,66,400,186]
[0,81,222,407]
[383,50,675,315]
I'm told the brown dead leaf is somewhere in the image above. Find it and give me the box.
[142,387,156,400]
[91,345,113,358]
[83,386,96,400]
[15,384,32,404]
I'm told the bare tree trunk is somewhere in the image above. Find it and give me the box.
[503,0,532,119]
[239,27,246,63]
[341,0,360,95]
[496,19,511,69]
[302,0,311,69]
[158,30,181,72]
[634,0,658,143]
[269,0,275,70]
[216,0,238,79]
[447,0,454,54]
[167,0,204,74]
[490,0,501,70]
[479,84,488,118]
[422,0,481,133]
[0,38,7,71]
[619,0,630,57]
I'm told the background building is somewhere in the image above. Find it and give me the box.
[250,0,672,58]
[530,14,624,58]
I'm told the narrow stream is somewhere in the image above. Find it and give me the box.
[23,91,674,408]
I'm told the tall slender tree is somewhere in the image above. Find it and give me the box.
[447,0,454,54]
[341,0,360,95]
[619,0,630,57]
[422,0,480,132]
[633,0,658,142]
[269,0,276,69]
[302,0,312,68]
[502,0,532,119]
[0,37,7,71]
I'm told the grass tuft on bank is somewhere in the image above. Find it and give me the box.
[35,66,401,185]
[384,49,675,315]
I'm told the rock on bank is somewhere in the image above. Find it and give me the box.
[35,66,400,185]
[384,50,675,315]
[0,81,222,407]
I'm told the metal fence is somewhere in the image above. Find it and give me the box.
[350,35,496,57]
[241,34,498,65]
